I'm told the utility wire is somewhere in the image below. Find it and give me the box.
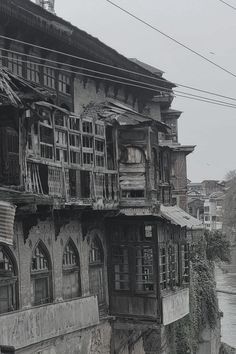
[176,93,236,108]
[2,54,236,109]
[2,53,236,106]
[6,47,233,104]
[0,47,233,103]
[218,0,236,10]
[1,35,236,102]
[105,0,236,79]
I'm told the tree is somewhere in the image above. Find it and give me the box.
[205,230,231,263]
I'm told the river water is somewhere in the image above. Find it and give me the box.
[216,249,236,348]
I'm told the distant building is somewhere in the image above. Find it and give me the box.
[188,197,204,222]
[187,180,225,226]
[204,191,224,231]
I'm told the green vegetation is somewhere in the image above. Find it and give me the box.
[175,230,230,354]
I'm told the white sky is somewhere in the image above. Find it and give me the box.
[54,0,236,182]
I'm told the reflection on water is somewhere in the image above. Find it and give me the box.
[216,269,236,348]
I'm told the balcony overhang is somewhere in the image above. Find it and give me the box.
[160,205,204,230]
[162,288,189,325]
[0,296,99,350]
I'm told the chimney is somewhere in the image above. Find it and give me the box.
[35,0,55,13]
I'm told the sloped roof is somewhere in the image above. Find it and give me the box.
[1,0,173,91]
[82,101,170,132]
[160,205,204,229]
[0,67,51,107]
[129,58,164,77]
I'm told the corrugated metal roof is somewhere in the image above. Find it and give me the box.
[89,101,170,132]
[160,205,204,229]
[0,201,16,245]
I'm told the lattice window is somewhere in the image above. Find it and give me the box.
[182,244,190,284]
[112,246,129,291]
[168,244,178,288]
[135,247,154,292]
[159,246,168,290]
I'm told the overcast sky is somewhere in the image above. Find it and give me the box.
[54,0,236,182]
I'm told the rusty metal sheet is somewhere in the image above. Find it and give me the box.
[0,201,16,245]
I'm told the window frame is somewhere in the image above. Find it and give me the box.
[31,242,52,306]
[0,246,18,314]
[62,239,81,300]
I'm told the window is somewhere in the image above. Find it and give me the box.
[0,246,18,314]
[54,111,67,127]
[112,246,129,290]
[83,136,93,148]
[69,117,80,131]
[96,155,104,167]
[31,242,52,306]
[89,236,105,306]
[168,244,178,288]
[43,67,55,89]
[111,225,154,293]
[121,190,144,198]
[95,140,104,152]
[62,240,81,300]
[123,147,145,164]
[58,73,71,94]
[159,246,168,290]
[204,206,209,213]
[27,61,40,83]
[83,152,93,165]
[56,148,68,162]
[70,151,81,165]
[7,53,23,77]
[70,134,80,148]
[95,123,105,136]
[55,130,67,146]
[39,125,54,160]
[82,121,93,134]
[181,244,190,284]
[135,247,154,292]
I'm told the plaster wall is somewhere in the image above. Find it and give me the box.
[74,77,139,116]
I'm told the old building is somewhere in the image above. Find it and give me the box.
[0,1,203,353]
[204,191,224,231]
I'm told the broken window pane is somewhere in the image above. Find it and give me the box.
[135,247,154,292]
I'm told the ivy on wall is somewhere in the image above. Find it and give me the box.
[175,230,230,354]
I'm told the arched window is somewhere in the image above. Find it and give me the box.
[89,235,105,308]
[62,239,81,300]
[0,246,18,314]
[31,241,52,306]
